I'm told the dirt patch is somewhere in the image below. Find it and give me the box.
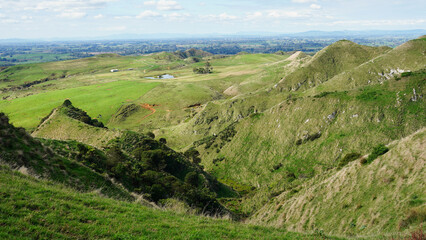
[139,103,157,121]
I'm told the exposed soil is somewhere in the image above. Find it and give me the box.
[139,103,157,121]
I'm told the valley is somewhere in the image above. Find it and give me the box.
[0,36,425,239]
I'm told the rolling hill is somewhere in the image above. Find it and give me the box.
[0,36,425,239]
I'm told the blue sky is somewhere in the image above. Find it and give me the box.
[0,0,425,39]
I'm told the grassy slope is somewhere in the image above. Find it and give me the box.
[249,128,425,238]
[1,39,424,238]
[308,36,426,94]
[32,107,121,149]
[189,57,425,218]
[0,113,133,201]
[277,40,390,91]
[160,54,293,149]
[0,165,340,240]
[0,54,183,89]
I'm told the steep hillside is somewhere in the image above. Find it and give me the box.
[32,101,238,215]
[33,100,121,149]
[0,165,337,240]
[0,112,133,201]
[249,128,425,237]
[309,36,426,93]
[191,68,425,217]
[277,40,390,91]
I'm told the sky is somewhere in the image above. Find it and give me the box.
[0,0,425,39]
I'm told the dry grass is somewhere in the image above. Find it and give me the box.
[249,128,425,237]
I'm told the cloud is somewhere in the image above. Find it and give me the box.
[1,19,20,24]
[136,10,162,18]
[144,0,183,11]
[114,16,132,19]
[246,12,263,20]
[57,12,87,19]
[98,26,127,31]
[21,16,33,20]
[267,10,308,18]
[0,0,116,21]
[218,13,238,21]
[330,19,426,26]
[165,12,190,20]
[310,4,321,9]
[305,19,426,27]
[200,13,239,22]
[94,14,104,19]
[292,0,317,3]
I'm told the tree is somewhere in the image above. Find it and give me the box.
[185,171,199,187]
[193,61,213,74]
[146,132,155,139]
[184,147,202,166]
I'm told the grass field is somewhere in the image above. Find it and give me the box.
[0,52,290,132]
[0,81,160,130]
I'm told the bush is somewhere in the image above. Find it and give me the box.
[401,72,413,77]
[364,144,389,164]
[63,99,72,107]
[314,91,332,98]
[146,132,155,139]
[185,171,199,187]
[184,147,201,165]
[338,152,361,168]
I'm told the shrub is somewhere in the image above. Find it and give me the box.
[185,171,199,187]
[401,72,413,77]
[63,99,72,107]
[146,132,155,139]
[159,138,167,144]
[184,147,201,165]
[338,152,361,168]
[314,91,332,98]
[365,144,389,164]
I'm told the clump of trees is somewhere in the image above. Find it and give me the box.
[193,61,213,74]
[61,100,105,128]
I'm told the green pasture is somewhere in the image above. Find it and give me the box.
[0,81,159,130]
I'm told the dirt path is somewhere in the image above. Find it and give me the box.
[139,103,156,121]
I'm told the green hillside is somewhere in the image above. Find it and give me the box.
[0,112,133,201]
[276,40,390,91]
[0,37,425,239]
[309,36,426,94]
[185,67,424,222]
[0,165,340,240]
[249,128,425,237]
